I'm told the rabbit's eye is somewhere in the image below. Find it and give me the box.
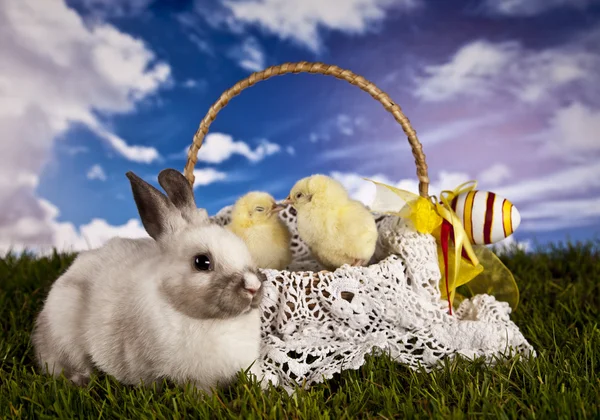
[255,206,264,212]
[193,254,212,271]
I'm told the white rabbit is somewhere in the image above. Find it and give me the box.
[32,168,266,393]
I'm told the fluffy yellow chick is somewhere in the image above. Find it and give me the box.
[283,174,378,271]
[227,191,292,270]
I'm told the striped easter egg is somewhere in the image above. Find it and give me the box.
[449,191,521,245]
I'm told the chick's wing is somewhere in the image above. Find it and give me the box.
[336,200,378,254]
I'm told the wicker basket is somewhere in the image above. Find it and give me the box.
[182,61,432,297]
[179,62,535,392]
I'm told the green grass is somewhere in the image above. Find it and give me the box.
[1,241,599,419]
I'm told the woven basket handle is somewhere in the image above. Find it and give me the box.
[183,61,430,198]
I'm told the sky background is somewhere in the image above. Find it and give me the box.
[1,0,599,254]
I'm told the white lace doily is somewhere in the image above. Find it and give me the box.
[211,205,535,394]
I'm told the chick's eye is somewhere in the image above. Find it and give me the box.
[296,192,303,199]
[255,206,264,212]
[193,254,212,271]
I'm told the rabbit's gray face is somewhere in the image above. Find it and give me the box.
[125,168,265,319]
[159,224,265,320]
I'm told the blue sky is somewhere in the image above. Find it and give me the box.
[1,0,599,253]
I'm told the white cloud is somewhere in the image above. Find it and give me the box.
[0,0,169,154]
[286,146,296,155]
[318,112,508,164]
[0,172,40,190]
[0,0,170,252]
[61,145,89,156]
[414,38,599,105]
[71,0,154,18]
[255,140,281,156]
[336,114,355,136]
[413,32,600,166]
[87,164,107,181]
[192,133,281,163]
[182,2,246,36]
[418,113,507,145]
[334,114,367,137]
[490,235,532,255]
[89,124,161,163]
[520,197,600,221]
[493,161,600,203]
[515,196,600,232]
[543,102,600,158]
[181,78,207,90]
[329,171,394,205]
[227,36,266,72]
[192,168,228,188]
[330,170,471,206]
[317,143,372,162]
[415,40,518,102]
[188,33,215,56]
[309,114,366,154]
[309,132,322,143]
[52,217,149,252]
[220,0,420,53]
[0,198,149,256]
[175,12,217,56]
[482,0,599,16]
[478,163,512,187]
[515,217,599,232]
[489,163,600,232]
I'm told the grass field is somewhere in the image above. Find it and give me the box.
[1,241,598,419]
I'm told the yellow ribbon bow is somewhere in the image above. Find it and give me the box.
[365,178,519,314]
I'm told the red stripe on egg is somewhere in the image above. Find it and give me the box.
[502,199,509,238]
[483,192,495,244]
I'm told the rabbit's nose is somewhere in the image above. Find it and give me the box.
[243,273,262,294]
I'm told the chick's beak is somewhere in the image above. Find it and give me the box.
[271,203,285,213]
[281,196,293,206]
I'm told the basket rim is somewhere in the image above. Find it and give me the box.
[183,61,430,198]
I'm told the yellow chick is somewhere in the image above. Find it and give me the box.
[283,174,378,271]
[227,191,292,270]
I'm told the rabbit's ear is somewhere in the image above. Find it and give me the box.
[157,169,196,213]
[158,168,210,225]
[126,171,178,240]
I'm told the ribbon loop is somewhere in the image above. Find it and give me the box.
[366,178,518,314]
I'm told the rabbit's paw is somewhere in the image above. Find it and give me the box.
[69,372,91,387]
[247,362,270,391]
